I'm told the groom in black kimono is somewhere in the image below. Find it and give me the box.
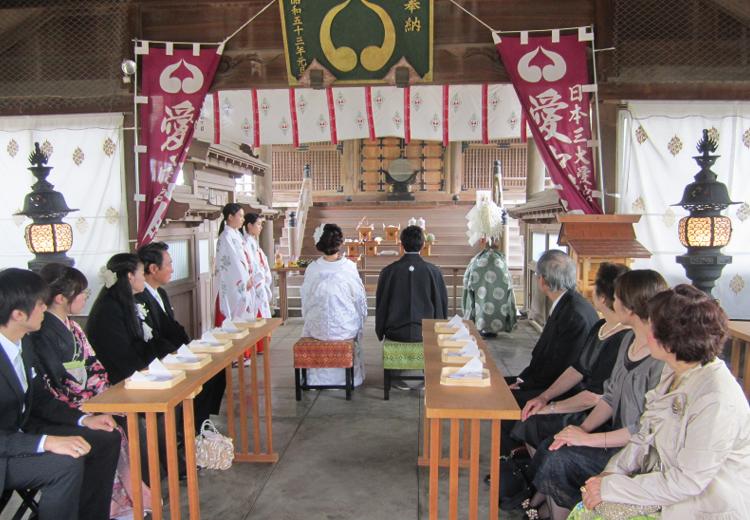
[376,225,448,379]
[136,242,225,431]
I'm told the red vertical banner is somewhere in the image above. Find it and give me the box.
[137,44,222,246]
[494,31,601,213]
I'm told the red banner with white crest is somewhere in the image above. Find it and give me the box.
[494,31,602,213]
[137,44,222,246]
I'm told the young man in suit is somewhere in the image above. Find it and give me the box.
[0,268,119,520]
[376,226,448,390]
[136,241,225,431]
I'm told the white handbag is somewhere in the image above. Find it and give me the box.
[195,420,234,470]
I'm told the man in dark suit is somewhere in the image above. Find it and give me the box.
[0,268,119,520]
[376,226,448,390]
[136,241,225,430]
[506,250,599,403]
[498,250,598,465]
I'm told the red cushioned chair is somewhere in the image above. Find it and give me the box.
[293,337,355,400]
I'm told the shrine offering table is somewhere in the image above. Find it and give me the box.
[82,318,282,520]
[728,320,750,399]
[422,319,520,520]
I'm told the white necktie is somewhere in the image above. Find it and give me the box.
[12,349,28,394]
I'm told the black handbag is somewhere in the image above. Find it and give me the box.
[499,447,534,511]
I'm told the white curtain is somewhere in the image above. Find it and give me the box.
[617,101,750,319]
[0,113,129,313]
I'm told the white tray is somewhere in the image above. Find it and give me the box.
[441,349,486,364]
[439,367,491,387]
[124,369,186,390]
[162,353,212,371]
[188,339,233,353]
[234,319,266,329]
[212,328,249,340]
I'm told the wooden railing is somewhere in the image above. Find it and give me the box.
[292,175,313,260]
[728,320,750,400]
[273,265,467,323]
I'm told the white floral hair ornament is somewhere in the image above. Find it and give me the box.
[313,223,326,245]
[100,267,117,288]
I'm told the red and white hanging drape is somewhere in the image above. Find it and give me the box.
[194,83,522,147]
[135,42,222,246]
[494,28,602,214]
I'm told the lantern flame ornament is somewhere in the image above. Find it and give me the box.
[674,130,738,295]
[15,142,78,271]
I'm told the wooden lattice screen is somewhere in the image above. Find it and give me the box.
[360,138,445,192]
[462,139,527,192]
[271,144,342,192]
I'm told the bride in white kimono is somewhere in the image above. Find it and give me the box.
[301,223,368,387]
[214,203,255,326]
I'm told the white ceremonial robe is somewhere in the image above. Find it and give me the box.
[215,227,255,321]
[244,234,273,319]
[301,257,367,387]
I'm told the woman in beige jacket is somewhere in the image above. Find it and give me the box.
[578,284,750,520]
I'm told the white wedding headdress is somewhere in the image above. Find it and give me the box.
[99,266,117,288]
[465,198,504,247]
[312,223,326,245]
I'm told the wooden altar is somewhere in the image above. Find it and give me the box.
[557,214,652,301]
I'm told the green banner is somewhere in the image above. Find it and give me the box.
[279,0,433,84]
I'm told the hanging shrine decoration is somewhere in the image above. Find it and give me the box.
[279,0,433,84]
[135,42,223,246]
[494,27,603,214]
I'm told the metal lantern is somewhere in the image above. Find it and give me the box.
[15,142,78,271]
[674,129,738,295]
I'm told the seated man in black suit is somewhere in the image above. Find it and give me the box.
[136,241,225,430]
[0,268,119,520]
[376,226,448,389]
[507,250,599,403]
[500,249,598,463]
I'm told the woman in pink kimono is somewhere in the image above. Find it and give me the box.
[31,263,151,518]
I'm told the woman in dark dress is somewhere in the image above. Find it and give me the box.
[30,263,151,516]
[87,253,171,384]
[513,263,631,449]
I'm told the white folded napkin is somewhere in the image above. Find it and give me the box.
[458,338,480,357]
[448,326,470,341]
[176,344,200,362]
[449,356,484,379]
[447,314,463,327]
[148,358,172,377]
[201,331,220,344]
[162,353,179,364]
[221,319,240,332]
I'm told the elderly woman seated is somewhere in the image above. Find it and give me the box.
[300,223,368,387]
[572,284,750,520]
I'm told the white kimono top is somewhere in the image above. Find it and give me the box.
[244,234,273,319]
[215,227,255,321]
[601,359,750,519]
[300,257,368,386]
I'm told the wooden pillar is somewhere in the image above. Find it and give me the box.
[599,102,619,214]
[257,145,275,257]
[447,142,462,194]
[341,139,360,194]
[526,137,546,198]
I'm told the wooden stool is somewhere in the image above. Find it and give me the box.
[382,340,424,400]
[293,338,355,401]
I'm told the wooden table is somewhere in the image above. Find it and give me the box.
[728,320,750,399]
[422,319,520,520]
[82,318,282,520]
